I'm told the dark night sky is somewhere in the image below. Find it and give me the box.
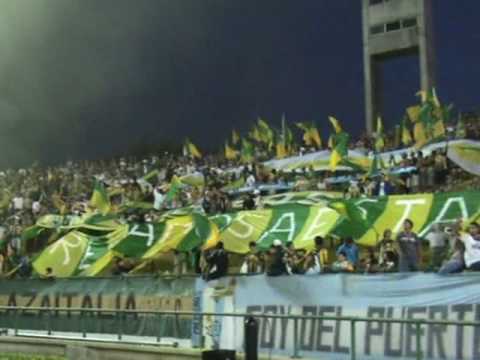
[0,0,478,167]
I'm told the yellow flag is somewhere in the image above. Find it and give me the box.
[276,143,287,159]
[329,149,342,171]
[413,122,428,149]
[433,120,446,138]
[250,126,262,142]
[89,180,111,215]
[375,116,385,151]
[416,90,427,103]
[310,127,322,147]
[407,106,421,123]
[402,124,413,146]
[431,88,441,108]
[224,142,237,160]
[328,116,342,134]
[232,130,240,145]
[186,140,202,159]
[328,135,334,149]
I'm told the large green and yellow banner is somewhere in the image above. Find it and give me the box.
[30,191,480,277]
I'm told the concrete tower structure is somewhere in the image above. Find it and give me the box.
[362,0,435,133]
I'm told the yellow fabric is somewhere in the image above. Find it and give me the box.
[276,143,287,159]
[328,116,342,134]
[225,143,237,160]
[357,194,434,246]
[407,105,421,123]
[402,126,413,145]
[329,149,342,171]
[187,141,202,159]
[413,122,428,149]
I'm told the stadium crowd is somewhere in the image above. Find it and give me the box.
[168,217,480,281]
[0,112,479,279]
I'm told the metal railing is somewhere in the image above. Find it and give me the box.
[0,306,479,360]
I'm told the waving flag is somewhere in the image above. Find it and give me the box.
[328,116,349,171]
[225,141,238,160]
[257,118,274,149]
[241,138,254,163]
[232,130,240,145]
[375,116,385,152]
[90,180,111,215]
[184,139,202,159]
[296,122,322,148]
[401,116,413,146]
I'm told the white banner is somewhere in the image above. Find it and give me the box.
[208,274,480,360]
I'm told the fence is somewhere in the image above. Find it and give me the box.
[1,306,479,360]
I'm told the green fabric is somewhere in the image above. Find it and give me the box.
[28,190,480,276]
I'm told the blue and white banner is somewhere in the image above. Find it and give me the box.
[215,274,480,360]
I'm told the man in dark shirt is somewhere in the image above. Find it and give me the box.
[266,240,289,276]
[205,242,229,281]
[242,193,256,211]
[396,219,421,272]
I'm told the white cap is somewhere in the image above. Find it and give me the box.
[273,239,282,247]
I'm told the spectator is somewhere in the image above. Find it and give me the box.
[153,184,166,210]
[378,229,397,266]
[112,256,135,276]
[240,242,263,274]
[242,193,256,211]
[43,267,56,280]
[246,173,256,188]
[346,180,361,199]
[396,219,421,272]
[439,240,465,274]
[363,248,379,274]
[313,236,329,270]
[173,250,188,276]
[253,189,263,210]
[461,222,480,271]
[266,240,288,276]
[379,251,398,272]
[336,237,359,267]
[288,249,308,274]
[425,224,449,271]
[303,250,322,275]
[204,242,229,281]
[374,174,394,197]
[331,251,354,273]
[433,150,448,187]
[17,253,32,278]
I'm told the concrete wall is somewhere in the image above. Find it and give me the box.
[0,336,315,360]
[368,0,419,25]
[361,0,435,133]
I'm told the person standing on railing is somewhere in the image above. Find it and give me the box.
[396,219,421,272]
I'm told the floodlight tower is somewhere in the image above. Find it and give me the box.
[362,0,435,133]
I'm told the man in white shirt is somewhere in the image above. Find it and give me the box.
[462,222,480,271]
[246,173,256,188]
[11,195,24,212]
[153,185,166,210]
